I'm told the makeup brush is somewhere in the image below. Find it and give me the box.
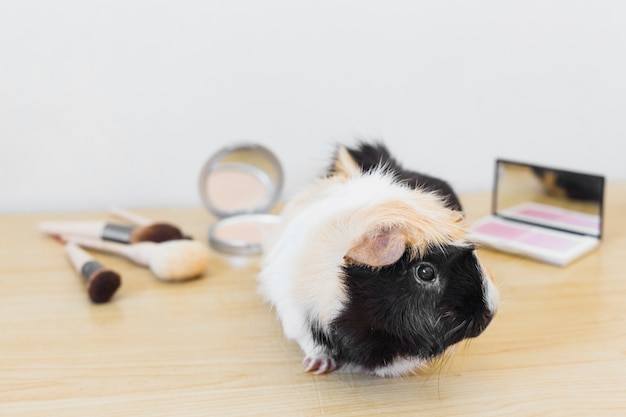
[62,240,121,303]
[39,220,184,244]
[63,236,209,282]
[109,207,193,239]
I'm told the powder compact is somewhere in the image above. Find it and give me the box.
[471,159,605,266]
[199,143,283,256]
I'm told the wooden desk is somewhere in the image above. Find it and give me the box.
[1,183,625,417]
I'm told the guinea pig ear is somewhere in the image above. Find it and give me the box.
[331,146,360,179]
[345,229,406,268]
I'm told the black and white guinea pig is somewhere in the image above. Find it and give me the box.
[259,142,498,377]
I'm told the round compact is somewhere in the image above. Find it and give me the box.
[199,143,283,256]
[208,213,282,256]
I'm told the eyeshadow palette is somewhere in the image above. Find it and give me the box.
[470,159,605,266]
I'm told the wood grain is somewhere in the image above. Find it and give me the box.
[1,184,625,416]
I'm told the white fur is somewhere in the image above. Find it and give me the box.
[371,356,424,378]
[482,264,500,315]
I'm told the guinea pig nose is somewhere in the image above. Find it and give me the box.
[466,310,494,338]
[481,310,494,327]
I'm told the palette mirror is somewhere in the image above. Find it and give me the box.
[494,159,604,238]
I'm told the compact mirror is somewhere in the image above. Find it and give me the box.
[471,159,605,266]
[494,160,604,238]
[199,143,283,256]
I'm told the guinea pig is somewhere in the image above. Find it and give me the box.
[258,142,498,377]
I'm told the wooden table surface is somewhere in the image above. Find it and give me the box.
[1,183,626,417]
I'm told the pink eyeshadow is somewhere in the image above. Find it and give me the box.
[562,215,600,229]
[518,208,562,221]
[474,221,527,239]
[518,207,600,230]
[519,233,579,251]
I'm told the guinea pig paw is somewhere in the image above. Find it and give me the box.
[303,355,337,375]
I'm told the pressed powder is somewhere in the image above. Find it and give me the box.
[206,166,271,213]
[213,219,268,243]
[209,214,281,255]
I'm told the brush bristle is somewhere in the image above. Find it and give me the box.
[130,223,184,243]
[149,240,209,281]
[87,269,121,303]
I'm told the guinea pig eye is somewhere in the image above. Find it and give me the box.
[415,263,436,282]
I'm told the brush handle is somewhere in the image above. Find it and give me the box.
[40,221,106,239]
[64,235,155,267]
[64,242,96,274]
[63,242,106,282]
[110,207,153,226]
[40,221,135,243]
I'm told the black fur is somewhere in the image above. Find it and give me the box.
[332,142,464,212]
[310,245,492,372]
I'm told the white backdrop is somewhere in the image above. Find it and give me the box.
[1,1,625,214]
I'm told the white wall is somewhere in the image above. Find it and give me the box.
[2,1,625,214]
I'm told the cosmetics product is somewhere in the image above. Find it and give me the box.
[40,220,183,243]
[65,236,209,282]
[208,213,281,256]
[470,159,605,266]
[63,241,121,303]
[198,143,283,256]
[109,207,193,240]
